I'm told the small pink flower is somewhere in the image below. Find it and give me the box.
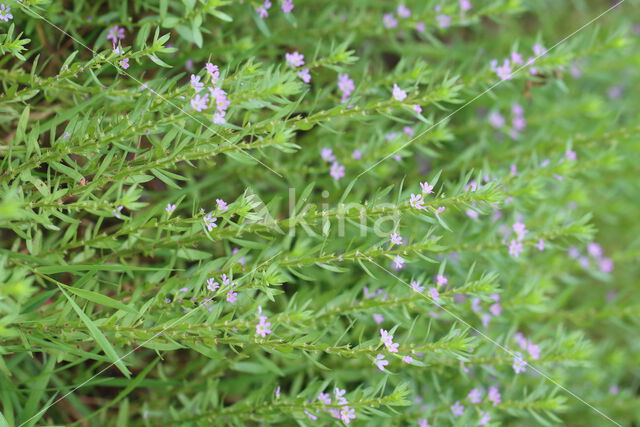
[489,111,506,128]
[190,93,209,112]
[338,73,355,103]
[460,0,472,11]
[513,353,527,373]
[392,84,407,101]
[190,74,204,92]
[285,51,304,68]
[468,388,482,404]
[281,0,294,13]
[420,181,434,194]
[496,59,513,80]
[321,148,336,162]
[352,149,362,160]
[402,355,413,363]
[330,162,345,180]
[297,68,311,83]
[119,58,130,69]
[479,411,491,426]
[256,315,272,337]
[411,280,425,293]
[317,392,331,405]
[409,194,426,210]
[374,354,389,370]
[390,233,403,245]
[165,203,176,213]
[383,13,398,29]
[416,21,426,33]
[436,274,448,286]
[340,406,356,424]
[508,239,523,257]
[373,313,384,324]
[226,289,238,303]
[107,25,125,46]
[428,287,440,302]
[206,278,219,292]
[393,255,405,270]
[205,63,220,85]
[216,199,228,211]
[536,238,545,251]
[414,104,422,113]
[436,14,451,28]
[204,213,217,231]
[488,386,501,405]
[397,4,411,18]
[451,401,465,416]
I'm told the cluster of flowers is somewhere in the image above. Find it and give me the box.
[374,329,415,371]
[337,73,355,103]
[206,273,238,303]
[0,3,13,22]
[470,293,503,327]
[507,219,529,257]
[382,4,411,30]
[106,25,131,69]
[514,332,542,360]
[190,63,229,124]
[319,147,346,181]
[409,180,435,211]
[569,242,614,273]
[488,103,527,139]
[305,388,355,424]
[285,51,310,83]
[256,0,294,18]
[490,43,548,81]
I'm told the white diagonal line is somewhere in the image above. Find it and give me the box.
[19,4,282,178]
[363,256,621,426]
[357,0,626,179]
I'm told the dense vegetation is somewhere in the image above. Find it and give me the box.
[1,0,639,425]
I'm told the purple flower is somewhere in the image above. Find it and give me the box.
[190,93,209,112]
[533,43,547,56]
[513,221,528,241]
[393,255,405,270]
[508,239,523,257]
[392,84,407,101]
[527,342,541,360]
[204,213,218,231]
[436,274,448,286]
[256,315,272,337]
[511,51,524,64]
[436,14,451,28]
[113,205,124,219]
[479,411,491,426]
[226,289,238,303]
[317,392,331,405]
[414,104,423,113]
[285,51,305,68]
[216,199,228,211]
[488,386,501,405]
[205,63,220,85]
[409,193,426,210]
[466,209,479,219]
[374,354,389,370]
[402,355,413,363]
[389,233,403,245]
[352,149,362,160]
[380,329,399,352]
[206,277,219,292]
[411,280,425,293]
[340,406,356,425]
[383,13,398,29]
[107,25,125,47]
[512,115,526,131]
[416,21,426,33]
[496,59,513,80]
[330,162,345,180]
[467,388,482,403]
[166,203,176,214]
[536,238,545,251]
[428,287,440,302]
[488,111,506,128]
[565,149,577,161]
[420,181,434,194]
[460,0,472,11]
[451,401,465,417]
[321,148,336,162]
[600,257,614,273]
[373,313,384,324]
[281,0,294,13]
[297,68,311,83]
[418,419,432,427]
[397,5,411,18]
[338,73,355,103]
[119,58,130,69]
[0,4,13,22]
[489,302,502,316]
[513,352,527,373]
[334,387,347,404]
[256,0,272,18]
[190,74,204,93]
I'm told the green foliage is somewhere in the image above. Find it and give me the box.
[1,0,639,425]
